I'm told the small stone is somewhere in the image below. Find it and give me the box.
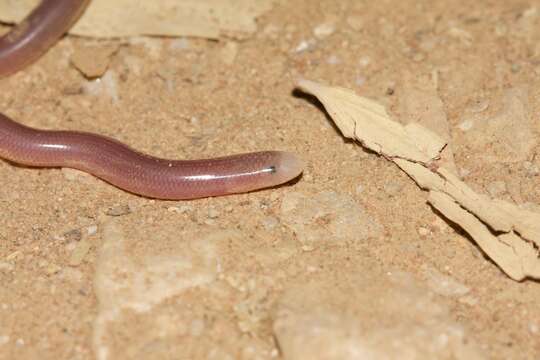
[15,338,24,347]
[529,322,539,334]
[313,23,335,39]
[63,229,82,242]
[294,39,315,53]
[458,119,474,131]
[45,263,62,275]
[261,216,279,231]
[418,227,430,236]
[301,245,315,252]
[105,204,131,217]
[87,225,98,235]
[358,56,371,67]
[467,99,489,113]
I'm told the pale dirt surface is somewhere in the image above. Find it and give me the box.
[1,0,540,359]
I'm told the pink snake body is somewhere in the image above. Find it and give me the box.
[0,0,302,199]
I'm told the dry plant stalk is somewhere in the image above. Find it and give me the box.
[296,79,540,281]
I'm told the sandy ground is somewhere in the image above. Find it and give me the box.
[1,0,540,359]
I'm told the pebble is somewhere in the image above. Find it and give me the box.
[87,225,98,235]
[63,229,82,242]
[313,23,335,39]
[458,119,474,131]
[45,263,62,275]
[358,56,371,67]
[467,99,489,113]
[294,39,316,53]
[105,204,132,217]
[301,245,315,252]
[261,216,279,231]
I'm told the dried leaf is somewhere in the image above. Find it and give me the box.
[296,79,445,165]
[297,78,540,281]
[0,0,274,39]
[398,72,458,174]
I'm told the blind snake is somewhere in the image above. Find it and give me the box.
[0,0,303,199]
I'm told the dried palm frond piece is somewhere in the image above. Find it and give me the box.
[0,0,274,39]
[296,78,540,281]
